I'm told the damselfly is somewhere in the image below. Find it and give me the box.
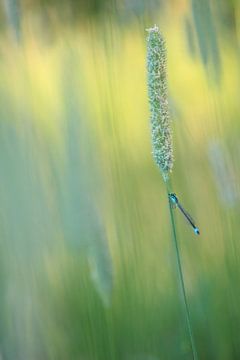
[168,193,200,235]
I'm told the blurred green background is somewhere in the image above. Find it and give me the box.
[0,0,240,359]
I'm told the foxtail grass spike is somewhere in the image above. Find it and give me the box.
[146,25,173,182]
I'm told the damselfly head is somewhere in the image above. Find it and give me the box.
[169,193,178,205]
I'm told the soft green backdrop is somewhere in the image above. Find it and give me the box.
[0,0,239,359]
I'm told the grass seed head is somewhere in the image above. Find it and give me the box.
[146,25,173,181]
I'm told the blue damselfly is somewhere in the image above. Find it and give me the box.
[169,193,200,235]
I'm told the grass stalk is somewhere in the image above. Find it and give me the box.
[166,180,198,360]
